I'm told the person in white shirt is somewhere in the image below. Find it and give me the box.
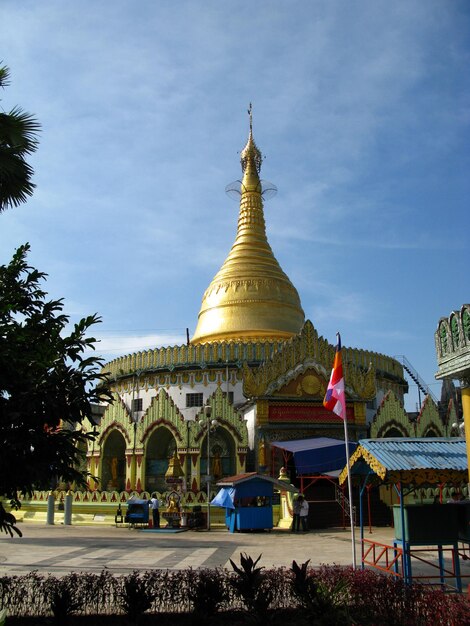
[149,493,160,528]
[292,495,309,532]
[299,495,309,532]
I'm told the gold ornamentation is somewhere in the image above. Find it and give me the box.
[300,374,321,396]
[256,400,269,425]
[191,115,304,345]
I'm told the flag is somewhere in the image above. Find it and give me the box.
[323,333,346,419]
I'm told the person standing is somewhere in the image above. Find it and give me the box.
[299,495,309,532]
[149,493,160,528]
[292,495,302,532]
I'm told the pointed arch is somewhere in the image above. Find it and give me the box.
[461,305,470,344]
[101,429,127,491]
[444,398,459,436]
[200,424,236,485]
[144,426,178,492]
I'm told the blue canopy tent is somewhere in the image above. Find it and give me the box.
[211,472,297,532]
[270,437,358,495]
[271,437,357,475]
[269,437,359,531]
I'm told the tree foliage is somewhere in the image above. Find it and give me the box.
[0,64,41,212]
[0,244,112,506]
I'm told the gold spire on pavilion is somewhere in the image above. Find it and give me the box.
[191,106,305,345]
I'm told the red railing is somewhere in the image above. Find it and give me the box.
[362,539,403,577]
[362,539,470,592]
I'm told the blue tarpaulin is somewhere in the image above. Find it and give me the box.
[211,487,236,509]
[271,437,357,475]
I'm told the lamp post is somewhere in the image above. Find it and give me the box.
[203,403,218,531]
[131,370,142,491]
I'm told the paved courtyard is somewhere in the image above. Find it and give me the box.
[1,523,469,590]
[0,524,368,575]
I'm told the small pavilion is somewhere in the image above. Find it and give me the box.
[340,437,469,591]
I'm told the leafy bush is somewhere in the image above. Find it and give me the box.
[315,564,470,626]
[229,553,277,623]
[0,561,468,625]
[44,574,83,625]
[290,560,351,625]
[186,567,230,621]
[117,570,153,624]
[77,570,117,615]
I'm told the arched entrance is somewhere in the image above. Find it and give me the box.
[145,427,177,492]
[382,427,406,437]
[101,430,126,491]
[201,427,235,488]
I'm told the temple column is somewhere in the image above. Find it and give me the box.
[461,380,470,485]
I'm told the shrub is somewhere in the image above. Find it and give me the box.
[186,567,230,621]
[43,573,83,625]
[229,553,277,623]
[290,560,351,625]
[77,570,117,615]
[0,561,468,624]
[117,570,153,625]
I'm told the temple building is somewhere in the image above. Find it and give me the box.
[81,110,453,511]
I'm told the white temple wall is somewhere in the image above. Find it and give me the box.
[117,378,247,423]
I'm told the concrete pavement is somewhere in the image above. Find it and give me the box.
[0,523,391,575]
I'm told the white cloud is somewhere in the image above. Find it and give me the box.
[90,332,187,361]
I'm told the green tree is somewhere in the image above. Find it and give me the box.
[0,64,40,212]
[0,244,112,535]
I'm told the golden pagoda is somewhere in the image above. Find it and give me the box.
[191,107,305,344]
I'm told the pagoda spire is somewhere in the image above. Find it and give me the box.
[191,108,304,345]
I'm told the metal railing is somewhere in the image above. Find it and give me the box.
[394,355,438,404]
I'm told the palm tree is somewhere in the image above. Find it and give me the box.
[0,64,41,212]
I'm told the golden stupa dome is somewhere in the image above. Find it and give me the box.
[191,107,304,345]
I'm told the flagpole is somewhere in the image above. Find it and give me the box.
[343,410,357,569]
[323,331,357,570]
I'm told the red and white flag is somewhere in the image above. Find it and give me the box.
[323,333,346,419]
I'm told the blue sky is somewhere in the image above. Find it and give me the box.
[1,1,469,411]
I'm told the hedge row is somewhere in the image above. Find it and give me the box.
[0,555,469,625]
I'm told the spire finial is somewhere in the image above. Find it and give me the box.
[241,103,262,174]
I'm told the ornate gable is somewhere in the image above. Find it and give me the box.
[139,388,186,444]
[416,396,446,437]
[190,387,248,448]
[370,391,410,438]
[96,396,132,450]
[242,320,375,401]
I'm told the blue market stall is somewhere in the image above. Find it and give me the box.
[211,472,297,532]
